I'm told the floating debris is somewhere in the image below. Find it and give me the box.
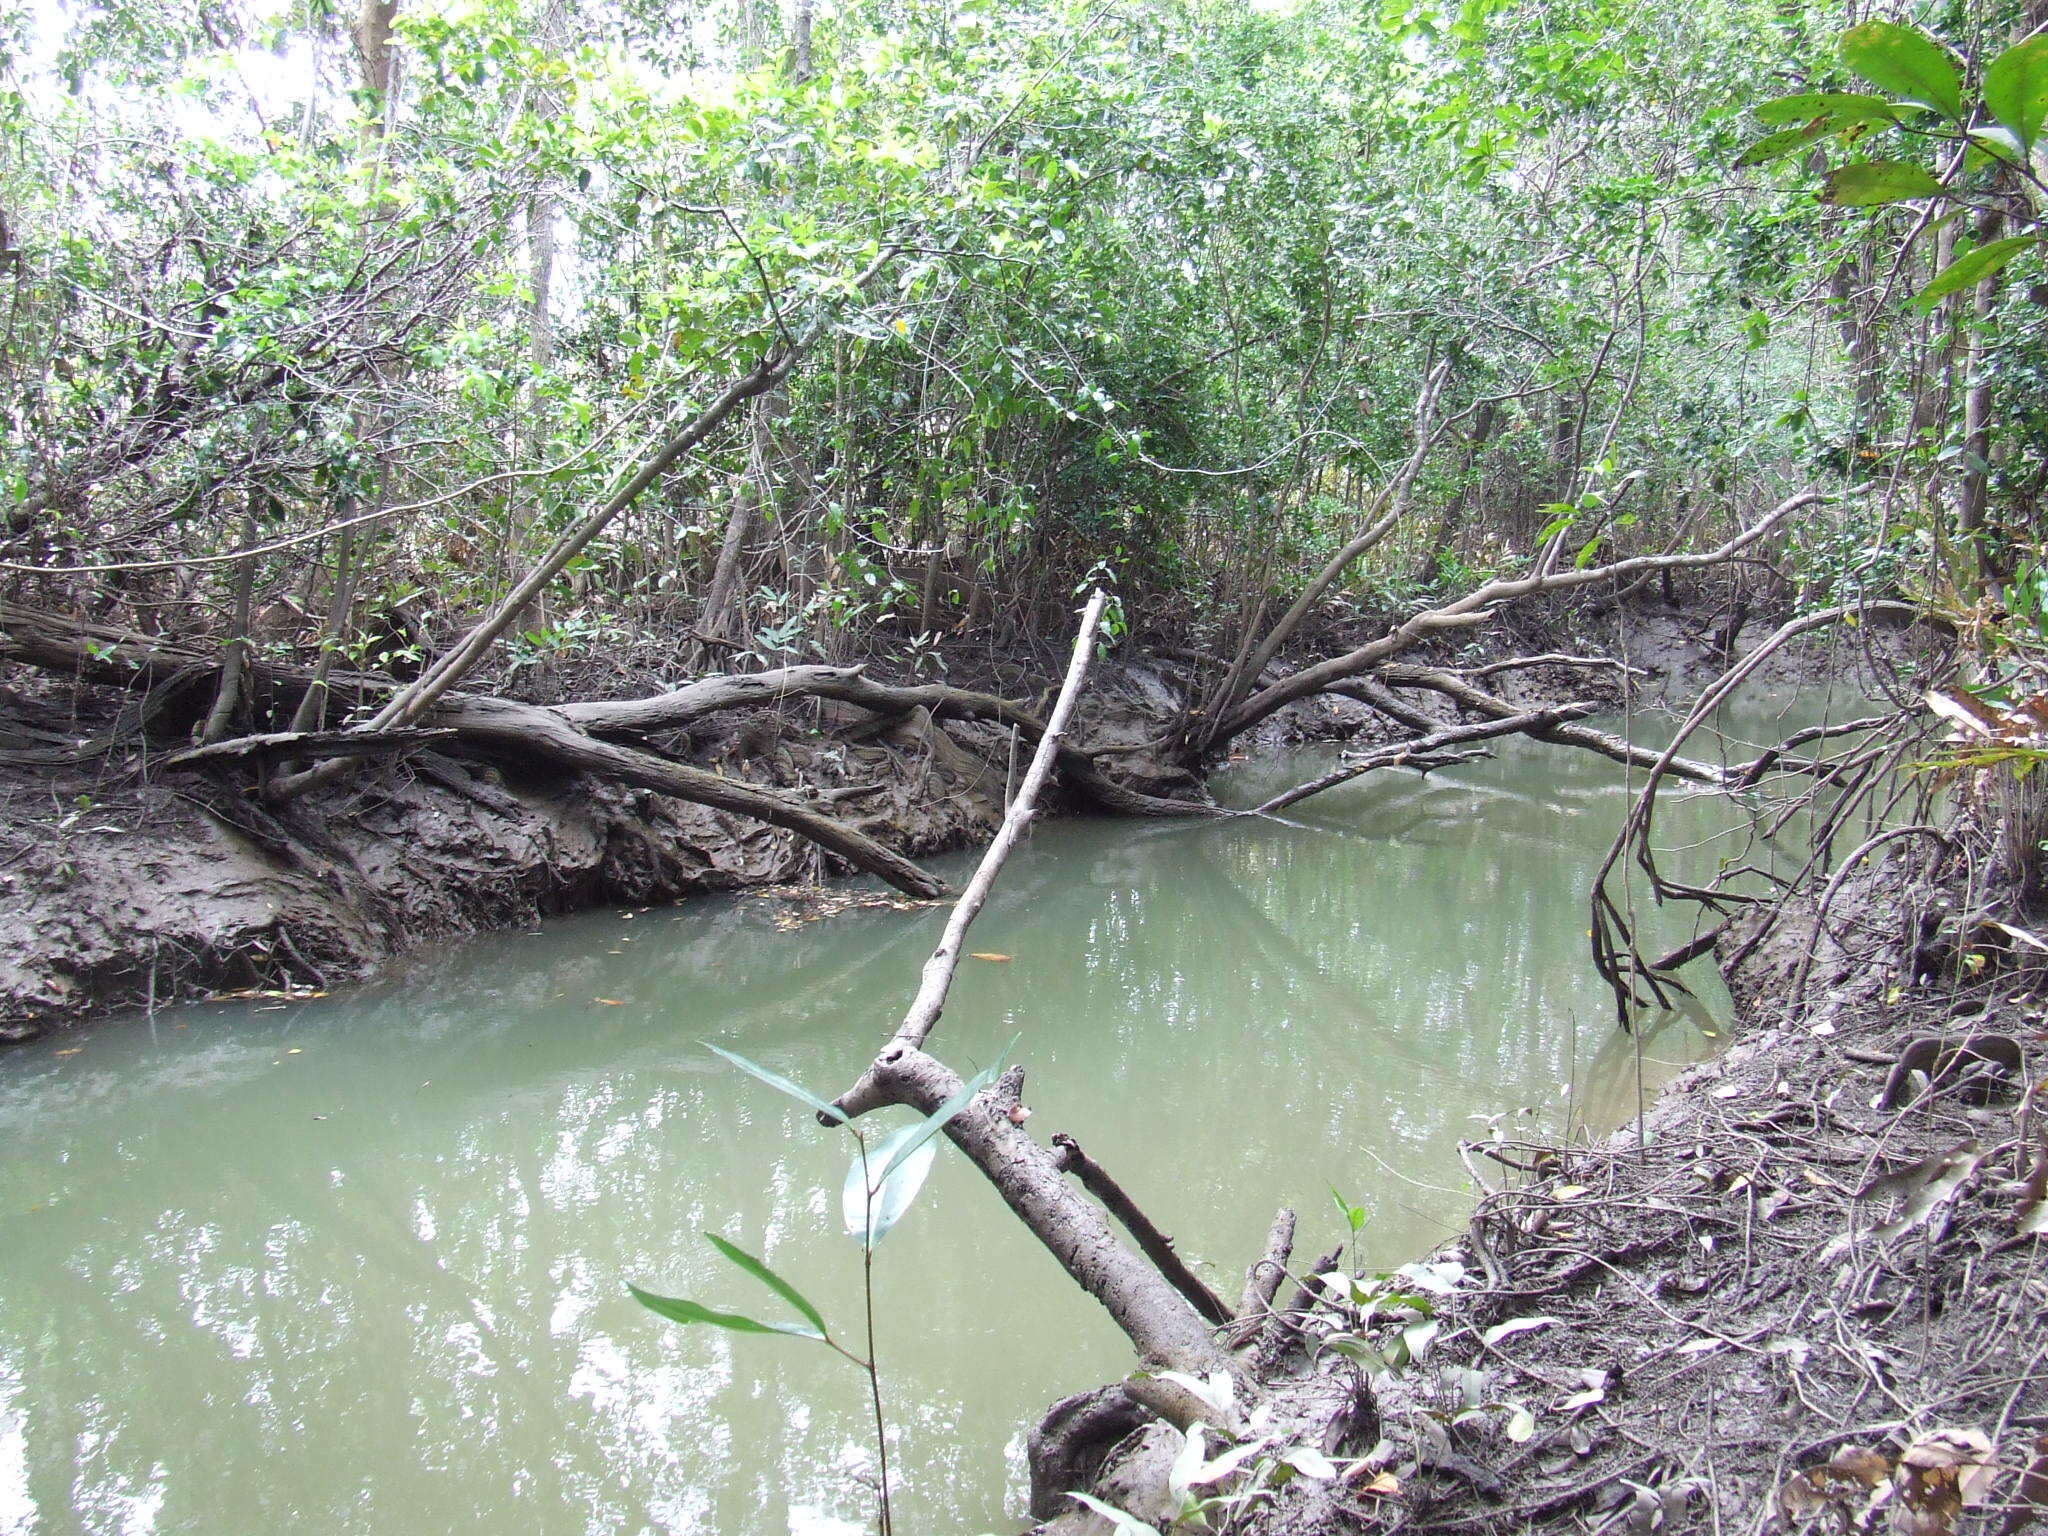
[745,885,942,932]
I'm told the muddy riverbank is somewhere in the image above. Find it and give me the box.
[0,596,1800,1043]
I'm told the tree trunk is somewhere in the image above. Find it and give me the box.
[199,505,259,745]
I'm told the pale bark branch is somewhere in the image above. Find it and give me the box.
[832,592,1107,1118]
[1212,488,1825,744]
[1203,360,1453,742]
[1239,703,1595,818]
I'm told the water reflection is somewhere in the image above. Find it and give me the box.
[0,702,1858,1534]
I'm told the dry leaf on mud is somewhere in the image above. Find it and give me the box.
[1354,1470,1400,1497]
[1987,921,2048,956]
[2015,1133,2048,1239]
[1822,1144,1983,1259]
[1776,1446,1892,1533]
[1556,1368,1608,1413]
[1892,1428,1996,1536]
[1997,1432,2048,1536]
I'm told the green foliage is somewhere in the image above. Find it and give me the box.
[1820,160,1944,207]
[1984,35,2048,151]
[627,1237,827,1341]
[6,0,1881,654]
[1838,20,1964,118]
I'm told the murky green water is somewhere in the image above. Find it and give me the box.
[0,697,1861,1535]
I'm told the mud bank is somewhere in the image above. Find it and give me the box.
[0,699,1025,1041]
[0,596,1874,1044]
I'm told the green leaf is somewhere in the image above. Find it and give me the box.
[626,1282,826,1340]
[1065,1492,1158,1535]
[843,1122,940,1246]
[1910,235,2041,309]
[1984,35,2048,150]
[1968,125,2029,165]
[1753,91,1900,128]
[705,1042,847,1124]
[1734,122,1831,169]
[1820,160,1943,207]
[1840,21,1964,117]
[872,1035,1019,1186]
[1322,1334,1394,1374]
[1279,1446,1337,1480]
[1329,1186,1368,1233]
[703,1233,830,1336]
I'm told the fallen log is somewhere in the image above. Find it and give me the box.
[1228,1206,1296,1348]
[563,662,1220,820]
[1381,663,1731,785]
[1208,488,1823,745]
[823,595,1242,1382]
[858,1043,1239,1377]
[0,597,388,722]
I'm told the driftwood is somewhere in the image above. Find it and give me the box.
[1381,664,1732,785]
[165,727,456,769]
[564,663,1217,820]
[1229,1206,1297,1348]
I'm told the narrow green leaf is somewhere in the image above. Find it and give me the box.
[1984,35,2048,150]
[1820,160,1943,207]
[1910,235,2041,309]
[705,1042,847,1124]
[1734,122,1831,169]
[843,1122,939,1246]
[626,1282,826,1340]
[1840,21,1964,117]
[703,1233,830,1336]
[873,1035,1020,1185]
[1753,91,1899,128]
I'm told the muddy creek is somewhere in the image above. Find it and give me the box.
[0,699,1851,1535]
